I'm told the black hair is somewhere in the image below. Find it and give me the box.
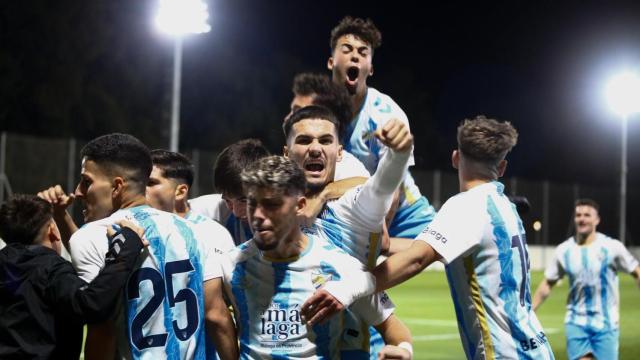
[214,139,270,198]
[150,149,194,187]
[80,133,152,195]
[292,73,353,139]
[282,105,340,141]
[575,198,600,213]
[330,16,382,52]
[0,194,53,245]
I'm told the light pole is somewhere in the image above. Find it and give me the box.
[154,0,211,152]
[604,70,640,244]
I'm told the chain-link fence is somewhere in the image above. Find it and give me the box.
[1,131,637,247]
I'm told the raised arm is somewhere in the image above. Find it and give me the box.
[37,185,79,250]
[373,240,441,292]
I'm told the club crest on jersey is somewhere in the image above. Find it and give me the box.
[311,270,333,289]
[260,303,302,342]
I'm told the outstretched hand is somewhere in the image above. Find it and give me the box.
[300,289,344,326]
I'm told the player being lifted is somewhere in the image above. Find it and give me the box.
[304,116,555,360]
[327,16,436,239]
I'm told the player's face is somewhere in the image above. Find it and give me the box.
[146,166,177,213]
[284,119,343,192]
[222,193,248,224]
[74,158,116,222]
[246,187,301,251]
[285,94,314,121]
[574,205,600,236]
[328,34,373,96]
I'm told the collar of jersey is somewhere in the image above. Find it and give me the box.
[261,235,314,263]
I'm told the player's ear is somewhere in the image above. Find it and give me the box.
[369,64,374,77]
[336,144,343,162]
[175,183,188,201]
[47,219,61,244]
[451,150,460,169]
[283,145,289,158]
[327,56,334,71]
[296,196,307,212]
[497,159,508,177]
[112,177,125,198]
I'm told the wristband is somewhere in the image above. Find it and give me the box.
[398,342,413,357]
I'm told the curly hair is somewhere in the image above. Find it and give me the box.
[457,115,518,163]
[330,16,382,52]
[241,156,306,196]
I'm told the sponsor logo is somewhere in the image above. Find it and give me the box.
[423,227,447,244]
[260,303,302,342]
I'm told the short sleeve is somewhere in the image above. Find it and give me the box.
[196,225,224,281]
[335,151,370,180]
[350,291,395,327]
[195,219,235,254]
[543,245,566,281]
[69,225,109,283]
[612,241,640,274]
[188,194,230,223]
[416,194,485,264]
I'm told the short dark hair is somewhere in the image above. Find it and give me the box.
[214,139,270,198]
[0,195,53,245]
[80,133,152,195]
[283,105,340,141]
[575,198,600,213]
[292,73,353,139]
[457,116,518,163]
[150,149,194,187]
[241,156,306,196]
[330,16,382,52]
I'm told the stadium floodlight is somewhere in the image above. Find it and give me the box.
[154,0,211,152]
[604,70,640,244]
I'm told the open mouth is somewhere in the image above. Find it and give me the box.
[347,66,359,82]
[304,160,325,174]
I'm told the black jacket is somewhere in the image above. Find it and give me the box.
[0,228,144,360]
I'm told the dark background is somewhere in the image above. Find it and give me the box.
[1,0,639,240]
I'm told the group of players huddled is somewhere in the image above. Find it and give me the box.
[1,16,638,360]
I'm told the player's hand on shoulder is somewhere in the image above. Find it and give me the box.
[37,184,74,215]
[300,289,344,326]
[106,219,149,247]
[375,118,413,153]
[378,344,412,360]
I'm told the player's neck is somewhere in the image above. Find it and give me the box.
[264,230,308,260]
[350,87,368,119]
[576,231,597,246]
[118,193,147,210]
[459,175,492,192]
[175,200,189,218]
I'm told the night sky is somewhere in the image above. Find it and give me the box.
[2,0,640,187]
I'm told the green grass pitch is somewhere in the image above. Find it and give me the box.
[387,270,640,359]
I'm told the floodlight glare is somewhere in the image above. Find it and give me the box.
[604,71,640,117]
[155,0,211,36]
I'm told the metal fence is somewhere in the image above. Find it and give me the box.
[1,131,637,246]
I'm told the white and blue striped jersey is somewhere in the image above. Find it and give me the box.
[545,232,639,330]
[313,148,411,269]
[69,205,224,360]
[342,87,435,238]
[220,231,392,359]
[185,211,235,254]
[189,194,253,246]
[418,182,554,360]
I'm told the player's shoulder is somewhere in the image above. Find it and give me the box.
[596,232,625,250]
[365,87,407,121]
[189,193,223,207]
[226,239,258,261]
